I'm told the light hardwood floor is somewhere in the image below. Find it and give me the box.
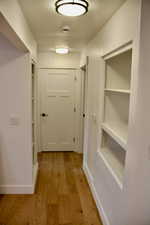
[0,152,103,225]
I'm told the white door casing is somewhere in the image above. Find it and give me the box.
[39,69,77,152]
[80,65,88,155]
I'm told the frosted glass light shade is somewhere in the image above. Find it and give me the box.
[55,0,89,17]
[56,48,69,54]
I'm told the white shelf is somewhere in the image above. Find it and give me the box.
[104,89,130,94]
[100,148,124,187]
[101,123,127,150]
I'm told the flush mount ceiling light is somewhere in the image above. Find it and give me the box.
[56,47,69,54]
[55,0,89,17]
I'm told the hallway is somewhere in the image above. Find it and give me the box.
[0,152,103,225]
[1,1,150,225]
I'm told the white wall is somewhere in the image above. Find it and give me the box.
[0,34,33,193]
[81,0,139,65]
[38,51,81,68]
[0,0,37,59]
[124,1,150,224]
[82,1,142,225]
[0,0,38,193]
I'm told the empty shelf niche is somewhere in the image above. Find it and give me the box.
[101,130,126,184]
[105,49,132,91]
[103,91,130,144]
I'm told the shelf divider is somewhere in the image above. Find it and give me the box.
[101,123,127,151]
[104,89,130,94]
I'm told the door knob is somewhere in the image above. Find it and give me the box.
[41,113,48,117]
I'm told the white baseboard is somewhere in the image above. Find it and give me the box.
[0,163,39,194]
[83,163,110,225]
[0,185,33,194]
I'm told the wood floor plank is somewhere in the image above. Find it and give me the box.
[73,167,103,225]
[64,153,85,225]
[0,152,103,225]
[47,204,59,225]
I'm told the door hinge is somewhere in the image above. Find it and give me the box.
[74,106,76,112]
[73,137,76,143]
[74,76,77,81]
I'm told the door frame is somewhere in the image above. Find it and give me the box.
[37,68,83,153]
[80,64,87,154]
[80,58,89,160]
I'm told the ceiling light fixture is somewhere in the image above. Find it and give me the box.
[55,0,89,17]
[56,47,69,54]
[62,25,70,32]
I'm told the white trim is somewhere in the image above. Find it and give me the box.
[0,185,33,194]
[104,89,130,94]
[74,69,82,153]
[39,67,77,70]
[83,163,110,225]
[32,162,39,193]
[0,13,28,53]
[42,146,75,152]
[0,163,38,194]
[103,41,132,60]
[97,151,123,190]
[78,68,85,153]
[37,68,42,152]
[101,123,127,151]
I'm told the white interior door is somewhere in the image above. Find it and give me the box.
[40,69,76,151]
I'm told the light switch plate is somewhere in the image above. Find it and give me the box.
[10,115,20,126]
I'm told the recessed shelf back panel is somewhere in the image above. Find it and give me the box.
[104,92,130,142]
[105,49,132,90]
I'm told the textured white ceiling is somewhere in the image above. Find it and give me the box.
[19,0,126,52]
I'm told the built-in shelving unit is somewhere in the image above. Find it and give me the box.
[100,47,132,186]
